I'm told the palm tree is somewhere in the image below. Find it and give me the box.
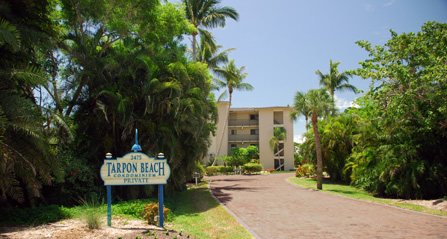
[213,59,252,163]
[269,127,287,170]
[290,91,311,130]
[195,31,235,70]
[0,18,20,51]
[183,0,239,61]
[214,59,252,106]
[290,88,333,190]
[315,59,357,114]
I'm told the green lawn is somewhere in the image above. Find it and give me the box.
[270,170,296,174]
[287,177,447,217]
[167,180,254,239]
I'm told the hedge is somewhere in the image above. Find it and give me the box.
[242,163,263,174]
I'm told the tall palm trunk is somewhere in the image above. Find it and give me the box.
[214,93,231,165]
[330,90,335,115]
[192,32,198,61]
[311,111,323,190]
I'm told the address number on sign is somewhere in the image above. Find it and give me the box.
[131,155,142,160]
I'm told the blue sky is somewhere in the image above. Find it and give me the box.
[188,0,447,142]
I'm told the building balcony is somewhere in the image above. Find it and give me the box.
[228,134,259,142]
[228,119,259,127]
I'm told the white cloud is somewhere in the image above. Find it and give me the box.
[364,3,374,12]
[334,95,359,110]
[294,135,306,144]
[383,0,395,7]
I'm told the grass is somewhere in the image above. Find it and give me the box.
[287,177,447,217]
[77,194,104,229]
[168,180,255,239]
[271,170,295,174]
[0,181,254,238]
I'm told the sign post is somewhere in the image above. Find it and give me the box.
[100,129,171,227]
[193,172,200,187]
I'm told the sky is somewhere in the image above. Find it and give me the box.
[188,0,447,142]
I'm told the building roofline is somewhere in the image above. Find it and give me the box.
[216,102,291,111]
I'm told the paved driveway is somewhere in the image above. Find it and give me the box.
[208,173,447,239]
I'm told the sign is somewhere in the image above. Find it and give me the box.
[100,152,171,186]
[193,172,200,187]
[101,129,171,228]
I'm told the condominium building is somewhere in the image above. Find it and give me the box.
[206,102,295,171]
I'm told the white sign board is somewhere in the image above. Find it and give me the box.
[100,152,171,186]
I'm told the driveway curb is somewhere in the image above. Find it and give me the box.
[207,179,261,239]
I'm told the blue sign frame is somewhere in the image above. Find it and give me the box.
[101,129,170,227]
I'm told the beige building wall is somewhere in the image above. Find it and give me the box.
[258,108,274,169]
[282,108,295,170]
[206,102,230,164]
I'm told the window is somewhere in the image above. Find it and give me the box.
[250,114,259,120]
[250,129,259,135]
[231,144,237,149]
[231,129,237,135]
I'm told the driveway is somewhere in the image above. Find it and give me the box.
[208,173,447,239]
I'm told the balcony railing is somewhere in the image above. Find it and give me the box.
[228,119,259,127]
[228,134,259,142]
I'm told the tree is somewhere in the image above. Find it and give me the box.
[0,0,62,205]
[183,0,238,61]
[291,89,333,189]
[269,126,286,154]
[290,91,311,130]
[230,146,259,166]
[214,59,252,106]
[213,59,252,162]
[269,127,287,171]
[195,31,235,70]
[347,21,447,199]
[315,59,357,114]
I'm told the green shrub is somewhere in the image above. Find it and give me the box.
[205,166,219,176]
[242,163,263,174]
[195,162,205,180]
[0,205,70,226]
[140,203,169,225]
[216,166,233,174]
[112,199,152,218]
[295,163,315,177]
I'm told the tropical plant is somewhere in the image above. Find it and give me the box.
[214,59,252,104]
[183,0,239,61]
[295,164,315,178]
[242,163,263,174]
[213,59,253,161]
[291,89,333,190]
[195,31,235,70]
[347,21,447,199]
[315,59,357,114]
[290,91,311,130]
[141,202,169,225]
[269,126,287,156]
[229,146,258,167]
[0,0,63,205]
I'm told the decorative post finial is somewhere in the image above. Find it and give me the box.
[131,129,142,152]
